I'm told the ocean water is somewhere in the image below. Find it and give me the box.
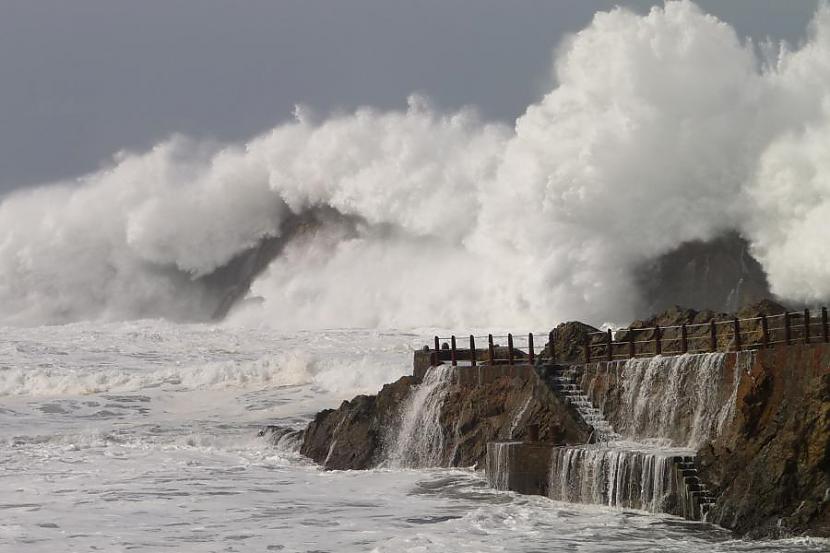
[0,321,826,552]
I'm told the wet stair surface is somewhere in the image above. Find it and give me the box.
[530,362,717,521]
[677,456,716,518]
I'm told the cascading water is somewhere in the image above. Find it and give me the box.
[548,446,684,513]
[386,365,454,468]
[585,351,754,448]
[545,351,754,517]
[486,441,521,491]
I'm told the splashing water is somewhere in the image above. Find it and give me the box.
[386,366,454,468]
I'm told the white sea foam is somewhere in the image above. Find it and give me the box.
[0,321,413,398]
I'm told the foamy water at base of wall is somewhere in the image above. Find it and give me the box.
[0,321,827,552]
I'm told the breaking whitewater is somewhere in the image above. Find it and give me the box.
[4,2,830,551]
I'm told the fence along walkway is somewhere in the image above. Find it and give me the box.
[429,307,830,367]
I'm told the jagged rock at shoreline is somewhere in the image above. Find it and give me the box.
[259,424,304,450]
[301,376,415,470]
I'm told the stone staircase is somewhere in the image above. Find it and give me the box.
[676,455,716,519]
[546,365,621,442]
[538,363,718,521]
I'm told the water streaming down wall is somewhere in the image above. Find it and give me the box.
[547,446,695,516]
[576,351,754,448]
[539,352,754,518]
[487,441,520,490]
[386,365,454,468]
[505,394,533,440]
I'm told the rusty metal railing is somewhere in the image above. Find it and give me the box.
[427,307,829,367]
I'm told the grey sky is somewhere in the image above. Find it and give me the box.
[0,0,819,193]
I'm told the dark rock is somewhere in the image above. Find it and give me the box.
[635,231,772,316]
[258,425,304,450]
[540,321,599,364]
[300,376,414,470]
[698,344,830,538]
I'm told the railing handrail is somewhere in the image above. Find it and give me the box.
[426,306,830,367]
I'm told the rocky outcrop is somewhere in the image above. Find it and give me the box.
[697,344,830,538]
[301,375,415,470]
[636,231,772,316]
[202,206,361,319]
[541,321,599,364]
[259,424,303,449]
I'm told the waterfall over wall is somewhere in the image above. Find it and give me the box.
[535,352,755,518]
[385,366,454,468]
[576,351,754,448]
[487,441,521,491]
[547,446,692,515]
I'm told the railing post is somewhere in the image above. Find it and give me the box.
[606,328,613,361]
[784,312,792,345]
[804,308,811,344]
[528,333,535,365]
[628,329,635,358]
[507,333,515,365]
[680,324,688,354]
[549,330,556,363]
[761,314,769,348]
[710,320,717,352]
[469,335,476,367]
[823,307,829,343]
[488,334,495,364]
[654,325,662,355]
[584,336,591,363]
[733,317,742,351]
[450,335,457,366]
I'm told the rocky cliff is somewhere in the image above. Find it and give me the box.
[698,344,830,538]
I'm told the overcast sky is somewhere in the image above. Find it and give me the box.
[0,0,819,193]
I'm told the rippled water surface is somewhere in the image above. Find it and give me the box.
[0,321,826,552]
